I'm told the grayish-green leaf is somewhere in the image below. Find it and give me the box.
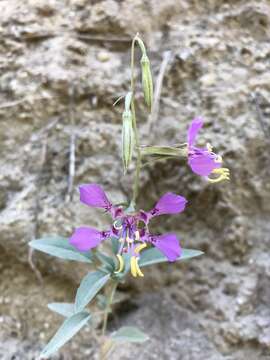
[29,236,93,263]
[75,271,110,312]
[111,236,119,254]
[47,303,76,318]
[111,326,149,343]
[95,251,115,271]
[139,248,204,268]
[40,311,91,358]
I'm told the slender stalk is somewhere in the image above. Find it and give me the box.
[101,280,118,336]
[130,34,142,207]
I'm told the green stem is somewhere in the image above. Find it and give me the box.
[101,280,118,336]
[130,34,142,207]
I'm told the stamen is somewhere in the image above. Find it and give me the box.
[134,243,147,254]
[113,220,123,230]
[114,254,124,273]
[206,143,213,152]
[130,256,144,277]
[135,230,140,241]
[130,256,138,277]
[118,237,124,243]
[208,168,230,183]
[126,237,133,244]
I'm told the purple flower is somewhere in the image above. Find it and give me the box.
[70,184,187,277]
[70,227,110,252]
[187,118,230,183]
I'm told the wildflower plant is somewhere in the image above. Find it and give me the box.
[29,34,230,359]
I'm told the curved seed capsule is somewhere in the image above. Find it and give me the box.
[130,256,138,277]
[140,54,153,110]
[114,254,124,274]
[135,257,144,277]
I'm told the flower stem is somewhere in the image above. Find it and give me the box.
[130,34,142,207]
[101,280,118,336]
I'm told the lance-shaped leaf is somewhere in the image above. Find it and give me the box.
[139,247,203,268]
[29,236,93,263]
[75,271,110,312]
[40,311,91,359]
[111,236,119,254]
[111,326,149,343]
[48,303,76,318]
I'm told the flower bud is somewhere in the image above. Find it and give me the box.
[122,109,134,173]
[140,54,153,110]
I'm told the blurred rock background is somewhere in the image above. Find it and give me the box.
[1,0,270,359]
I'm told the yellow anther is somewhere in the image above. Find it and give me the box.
[130,256,144,278]
[135,258,144,277]
[206,143,213,152]
[114,254,124,274]
[134,243,147,254]
[135,230,140,241]
[208,168,230,183]
[130,256,138,277]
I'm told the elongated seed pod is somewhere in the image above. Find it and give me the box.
[140,54,153,110]
[122,109,134,173]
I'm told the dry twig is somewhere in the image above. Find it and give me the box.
[66,85,76,202]
[28,136,48,284]
[147,51,172,134]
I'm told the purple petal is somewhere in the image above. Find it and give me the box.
[188,151,221,176]
[69,227,106,252]
[153,233,181,262]
[146,193,187,222]
[187,118,204,147]
[79,184,112,210]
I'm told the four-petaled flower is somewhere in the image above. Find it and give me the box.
[187,118,230,183]
[70,184,187,278]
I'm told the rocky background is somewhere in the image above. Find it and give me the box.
[1,0,270,359]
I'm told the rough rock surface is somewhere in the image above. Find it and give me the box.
[1,0,270,359]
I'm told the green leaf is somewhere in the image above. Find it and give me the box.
[47,303,76,318]
[29,236,93,263]
[141,145,187,158]
[111,326,149,343]
[139,248,204,267]
[40,311,91,358]
[75,271,110,312]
